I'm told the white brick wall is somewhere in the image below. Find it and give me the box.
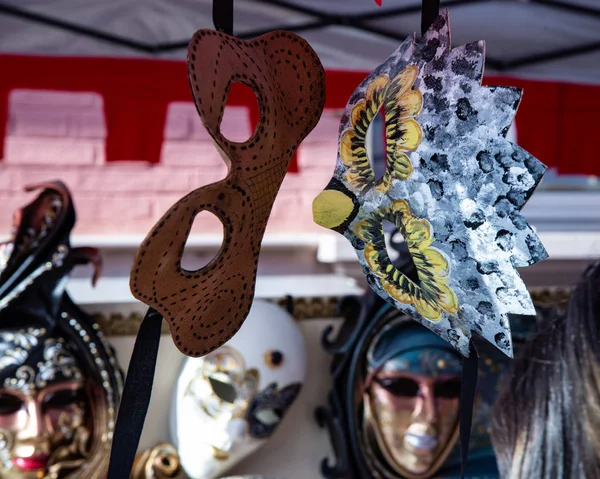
[0,90,340,236]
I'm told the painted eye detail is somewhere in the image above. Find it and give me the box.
[375,377,419,397]
[264,350,284,369]
[434,378,461,399]
[43,388,84,412]
[208,376,237,404]
[253,407,281,426]
[0,393,23,415]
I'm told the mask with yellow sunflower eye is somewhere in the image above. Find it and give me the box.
[312,10,548,358]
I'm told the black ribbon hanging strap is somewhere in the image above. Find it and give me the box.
[421,0,441,35]
[107,308,164,479]
[213,0,234,35]
[284,294,295,316]
[459,340,479,479]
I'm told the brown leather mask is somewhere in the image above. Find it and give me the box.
[130,30,325,357]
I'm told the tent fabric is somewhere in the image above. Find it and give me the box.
[0,0,599,175]
[0,0,599,84]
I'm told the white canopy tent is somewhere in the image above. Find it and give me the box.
[0,0,598,84]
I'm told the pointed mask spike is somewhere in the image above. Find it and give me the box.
[444,40,486,85]
[417,9,451,54]
[478,85,522,137]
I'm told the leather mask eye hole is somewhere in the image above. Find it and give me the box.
[208,376,238,404]
[180,211,224,272]
[220,82,259,143]
[265,350,284,369]
[375,377,420,397]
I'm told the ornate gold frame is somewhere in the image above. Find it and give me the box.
[94,287,572,336]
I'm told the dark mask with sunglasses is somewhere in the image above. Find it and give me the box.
[317,235,520,478]
[318,301,516,479]
[364,321,462,478]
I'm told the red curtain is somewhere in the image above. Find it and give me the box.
[0,54,598,175]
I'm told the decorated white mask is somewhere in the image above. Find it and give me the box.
[170,300,306,479]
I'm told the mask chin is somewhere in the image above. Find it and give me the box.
[174,396,263,479]
[172,357,268,479]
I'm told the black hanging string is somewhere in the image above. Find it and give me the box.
[284,294,295,316]
[459,340,479,479]
[421,0,440,35]
[213,0,234,35]
[107,308,163,478]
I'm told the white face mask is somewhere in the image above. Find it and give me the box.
[171,300,307,479]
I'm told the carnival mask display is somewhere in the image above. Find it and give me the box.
[170,300,306,479]
[316,232,535,479]
[317,299,532,479]
[364,321,462,477]
[312,10,547,358]
[0,181,123,479]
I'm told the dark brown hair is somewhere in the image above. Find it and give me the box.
[491,262,600,478]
